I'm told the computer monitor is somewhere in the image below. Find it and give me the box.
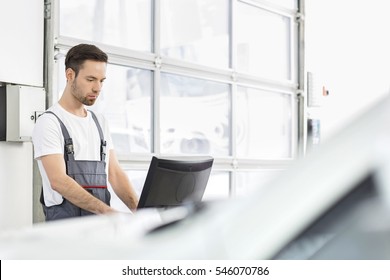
[137,156,214,209]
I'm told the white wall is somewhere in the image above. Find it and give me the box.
[306,0,390,140]
[0,142,33,230]
[0,0,44,87]
[0,0,43,230]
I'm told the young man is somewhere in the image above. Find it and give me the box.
[32,44,139,221]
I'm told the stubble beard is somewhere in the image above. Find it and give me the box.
[71,80,96,106]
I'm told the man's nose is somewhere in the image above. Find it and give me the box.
[93,81,103,92]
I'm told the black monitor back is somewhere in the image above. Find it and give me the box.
[137,156,214,209]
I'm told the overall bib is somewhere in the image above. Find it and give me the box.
[40,111,111,221]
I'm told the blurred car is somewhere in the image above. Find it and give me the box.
[2,93,390,259]
[112,94,230,155]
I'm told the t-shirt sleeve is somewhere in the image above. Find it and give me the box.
[32,113,64,159]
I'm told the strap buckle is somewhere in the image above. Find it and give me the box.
[65,139,74,154]
[101,140,107,161]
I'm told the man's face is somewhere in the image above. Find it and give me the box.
[70,60,107,106]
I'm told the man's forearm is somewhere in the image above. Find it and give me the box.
[52,175,115,214]
[110,171,139,211]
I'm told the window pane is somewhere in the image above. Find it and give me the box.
[236,86,292,158]
[92,65,153,154]
[59,0,152,51]
[235,170,283,197]
[264,0,297,10]
[160,73,231,156]
[203,171,230,201]
[161,0,230,68]
[236,2,291,80]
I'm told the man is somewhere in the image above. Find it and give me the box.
[32,44,138,221]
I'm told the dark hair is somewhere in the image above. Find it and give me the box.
[65,44,108,76]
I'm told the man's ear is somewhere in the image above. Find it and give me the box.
[65,68,75,82]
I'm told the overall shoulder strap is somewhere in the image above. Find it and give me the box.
[88,110,107,162]
[44,111,75,161]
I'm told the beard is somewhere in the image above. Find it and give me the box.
[71,80,97,106]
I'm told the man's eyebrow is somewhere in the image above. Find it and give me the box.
[86,75,106,81]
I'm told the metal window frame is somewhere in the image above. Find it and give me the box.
[44,0,305,197]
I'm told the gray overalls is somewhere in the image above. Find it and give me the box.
[40,110,111,221]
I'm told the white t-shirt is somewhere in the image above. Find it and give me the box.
[32,103,113,206]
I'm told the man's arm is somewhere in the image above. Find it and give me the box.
[108,150,139,211]
[41,153,115,215]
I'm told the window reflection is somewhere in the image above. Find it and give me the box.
[92,65,153,154]
[203,171,230,201]
[236,2,291,81]
[161,0,230,68]
[236,86,292,158]
[160,73,231,156]
[235,170,282,197]
[59,0,152,51]
[261,0,297,10]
